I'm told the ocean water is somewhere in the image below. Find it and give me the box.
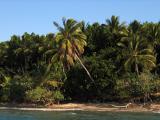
[0,110,160,120]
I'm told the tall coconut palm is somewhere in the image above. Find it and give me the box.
[52,18,94,82]
[106,15,127,36]
[118,30,156,75]
[106,15,120,33]
[105,16,128,48]
[129,20,142,34]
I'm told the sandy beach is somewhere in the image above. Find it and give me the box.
[0,103,159,113]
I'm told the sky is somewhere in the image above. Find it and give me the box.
[0,0,160,41]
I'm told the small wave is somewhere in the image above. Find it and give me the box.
[70,112,77,115]
[152,111,160,114]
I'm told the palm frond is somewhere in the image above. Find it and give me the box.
[53,21,64,33]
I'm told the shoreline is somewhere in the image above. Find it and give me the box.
[0,103,159,113]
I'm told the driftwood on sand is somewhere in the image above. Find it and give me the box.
[110,103,132,108]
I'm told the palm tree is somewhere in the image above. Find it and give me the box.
[106,15,127,36]
[129,20,142,34]
[105,16,128,48]
[52,18,94,82]
[146,24,160,46]
[118,30,156,75]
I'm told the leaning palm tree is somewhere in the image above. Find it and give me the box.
[52,18,94,82]
[118,30,156,75]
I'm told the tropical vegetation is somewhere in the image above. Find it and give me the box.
[0,16,160,104]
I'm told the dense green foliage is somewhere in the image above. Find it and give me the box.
[0,16,160,104]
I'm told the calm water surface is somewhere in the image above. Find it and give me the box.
[0,110,160,120]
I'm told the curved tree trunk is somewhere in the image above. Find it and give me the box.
[75,54,101,97]
[75,54,95,83]
[135,63,139,76]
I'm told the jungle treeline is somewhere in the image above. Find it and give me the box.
[0,16,160,104]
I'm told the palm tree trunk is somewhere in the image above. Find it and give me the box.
[75,54,95,83]
[135,63,139,76]
[75,54,102,97]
